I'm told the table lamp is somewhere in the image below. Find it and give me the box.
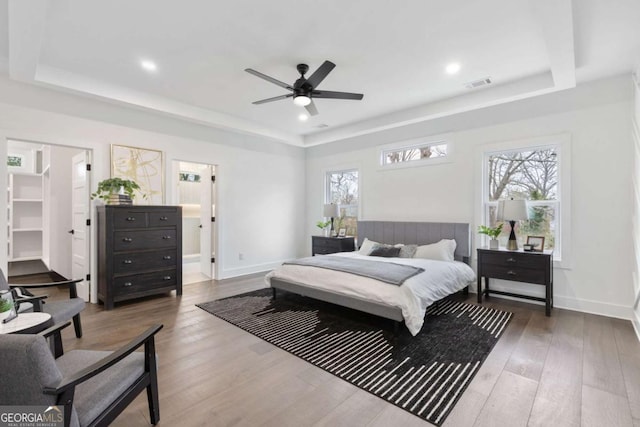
[497,198,529,250]
[323,203,340,236]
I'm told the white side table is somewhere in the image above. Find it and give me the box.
[0,312,52,334]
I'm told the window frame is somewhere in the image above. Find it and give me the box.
[477,134,571,268]
[324,167,360,233]
[379,134,453,170]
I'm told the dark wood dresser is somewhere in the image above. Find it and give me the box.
[477,247,553,315]
[312,236,356,256]
[97,205,182,310]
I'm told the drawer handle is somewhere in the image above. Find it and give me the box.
[163,255,172,260]
[506,258,516,263]
[163,276,172,281]
[122,237,133,242]
[123,259,133,264]
[159,216,169,221]
[162,235,172,240]
[126,217,136,222]
[507,270,517,276]
[124,282,133,287]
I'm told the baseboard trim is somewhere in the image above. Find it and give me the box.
[633,311,640,343]
[220,260,290,280]
[470,286,634,320]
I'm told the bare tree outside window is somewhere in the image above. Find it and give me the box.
[383,143,447,165]
[485,147,558,250]
[326,169,358,236]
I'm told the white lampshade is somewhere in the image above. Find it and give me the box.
[497,198,529,221]
[323,203,339,218]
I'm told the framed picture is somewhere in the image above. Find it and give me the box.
[338,228,347,237]
[111,145,164,204]
[526,236,545,252]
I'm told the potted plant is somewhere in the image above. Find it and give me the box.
[316,220,331,237]
[91,178,145,205]
[478,224,503,250]
[0,297,14,322]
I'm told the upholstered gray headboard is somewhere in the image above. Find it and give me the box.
[357,221,471,263]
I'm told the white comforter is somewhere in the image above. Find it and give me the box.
[265,252,476,336]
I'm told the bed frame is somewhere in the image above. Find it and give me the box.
[270,221,472,327]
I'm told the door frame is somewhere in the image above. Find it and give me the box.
[170,159,219,281]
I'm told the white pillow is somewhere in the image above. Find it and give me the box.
[413,239,457,262]
[358,238,379,255]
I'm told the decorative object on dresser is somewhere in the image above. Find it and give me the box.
[198,289,512,426]
[497,198,529,250]
[97,205,182,310]
[315,219,331,237]
[311,235,355,256]
[477,223,503,250]
[477,247,553,315]
[323,203,340,236]
[91,177,144,205]
[526,236,545,252]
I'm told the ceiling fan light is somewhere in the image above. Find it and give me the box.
[293,95,311,106]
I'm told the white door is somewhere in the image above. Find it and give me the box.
[199,166,213,278]
[71,152,90,301]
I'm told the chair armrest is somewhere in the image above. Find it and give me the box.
[43,324,163,395]
[13,293,47,311]
[10,279,83,299]
[38,321,71,340]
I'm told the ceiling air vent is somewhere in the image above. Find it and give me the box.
[315,124,329,129]
[464,77,492,89]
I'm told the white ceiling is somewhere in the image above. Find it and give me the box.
[0,0,639,146]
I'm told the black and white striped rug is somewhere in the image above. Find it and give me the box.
[197,289,511,426]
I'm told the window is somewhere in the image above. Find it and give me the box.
[325,169,358,235]
[382,141,448,166]
[483,144,562,257]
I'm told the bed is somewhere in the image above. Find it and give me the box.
[266,221,475,335]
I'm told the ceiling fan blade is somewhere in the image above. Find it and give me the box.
[245,68,293,90]
[252,94,293,105]
[305,61,335,89]
[311,90,364,100]
[305,100,319,116]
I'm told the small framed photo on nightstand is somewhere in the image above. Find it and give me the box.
[338,228,347,237]
[526,236,545,252]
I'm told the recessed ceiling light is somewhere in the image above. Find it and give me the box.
[298,113,309,122]
[140,59,158,73]
[445,62,461,75]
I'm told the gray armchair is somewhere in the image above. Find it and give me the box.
[0,322,162,427]
[0,269,85,337]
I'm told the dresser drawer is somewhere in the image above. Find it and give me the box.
[113,211,148,229]
[313,237,341,249]
[313,246,340,255]
[113,249,177,274]
[481,264,546,285]
[114,229,177,251]
[148,211,179,227]
[113,271,177,296]
[481,252,545,269]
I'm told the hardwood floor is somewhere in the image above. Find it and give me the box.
[45,275,640,426]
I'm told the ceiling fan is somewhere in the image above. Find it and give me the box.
[245,60,364,116]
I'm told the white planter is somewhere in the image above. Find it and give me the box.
[489,239,499,250]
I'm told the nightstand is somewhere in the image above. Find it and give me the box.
[477,248,554,316]
[312,236,356,256]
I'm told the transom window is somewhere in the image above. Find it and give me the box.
[381,141,448,166]
[325,169,358,236]
[483,145,560,255]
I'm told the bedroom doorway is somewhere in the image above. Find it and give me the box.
[173,161,217,284]
[6,139,92,300]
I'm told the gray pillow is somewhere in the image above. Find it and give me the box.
[399,244,418,258]
[369,246,401,257]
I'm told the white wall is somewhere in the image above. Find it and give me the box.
[632,67,640,337]
[306,74,635,320]
[0,75,306,303]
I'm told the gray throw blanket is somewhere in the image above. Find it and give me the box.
[284,255,424,286]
